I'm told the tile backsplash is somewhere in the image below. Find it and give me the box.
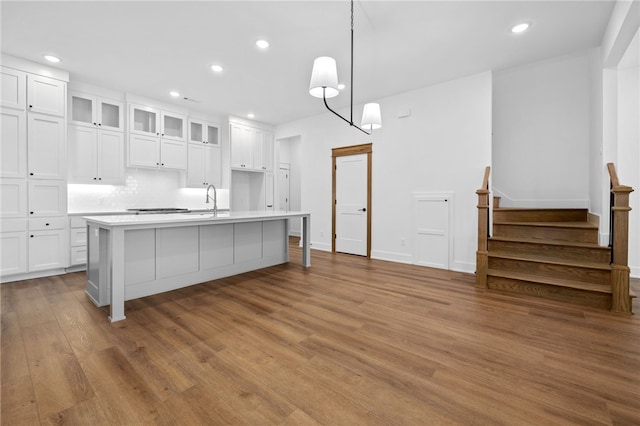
[68,169,229,213]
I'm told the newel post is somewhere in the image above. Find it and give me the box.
[610,183,634,314]
[476,167,490,289]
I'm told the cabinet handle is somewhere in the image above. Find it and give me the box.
[156,162,160,166]
[30,235,34,238]
[30,211,34,215]
[45,223,50,226]
[93,122,97,126]
[98,178,102,180]
[29,105,33,108]
[93,177,97,180]
[30,172,34,176]
[98,123,102,126]
[161,163,164,166]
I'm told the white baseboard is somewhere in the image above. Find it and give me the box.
[310,241,331,252]
[453,260,476,274]
[631,266,639,279]
[1,268,67,284]
[371,250,413,264]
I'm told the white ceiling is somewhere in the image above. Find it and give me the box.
[1,1,615,125]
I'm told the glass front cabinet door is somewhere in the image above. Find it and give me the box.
[69,91,123,132]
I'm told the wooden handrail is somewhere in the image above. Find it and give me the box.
[481,166,490,190]
[607,163,620,187]
[607,163,634,314]
[475,166,490,289]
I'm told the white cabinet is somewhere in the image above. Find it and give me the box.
[27,113,66,180]
[0,179,27,218]
[230,122,273,171]
[128,104,187,170]
[69,91,123,131]
[129,104,186,140]
[68,125,124,184]
[160,139,187,169]
[69,216,87,267]
[1,108,27,178]
[189,119,219,145]
[0,220,28,276]
[27,75,66,117]
[187,143,221,188]
[0,63,67,282]
[231,123,254,169]
[28,180,66,217]
[1,67,26,110]
[28,217,67,271]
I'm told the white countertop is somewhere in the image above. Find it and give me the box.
[83,210,310,227]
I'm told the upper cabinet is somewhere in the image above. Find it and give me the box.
[27,75,66,117]
[1,108,27,178]
[230,122,273,172]
[129,104,186,141]
[1,67,26,110]
[189,119,219,146]
[27,113,66,180]
[127,103,188,170]
[69,91,123,131]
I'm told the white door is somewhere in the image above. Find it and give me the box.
[1,108,27,178]
[278,166,290,211]
[335,154,367,256]
[412,194,450,269]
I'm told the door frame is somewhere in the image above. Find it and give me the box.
[332,143,372,257]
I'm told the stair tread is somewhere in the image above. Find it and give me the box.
[493,221,597,229]
[487,269,612,293]
[488,250,612,270]
[489,236,609,250]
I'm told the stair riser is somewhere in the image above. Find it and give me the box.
[488,240,611,263]
[493,209,588,223]
[493,224,598,243]
[487,276,611,310]
[489,257,611,285]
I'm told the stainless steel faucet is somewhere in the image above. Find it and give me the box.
[205,184,217,215]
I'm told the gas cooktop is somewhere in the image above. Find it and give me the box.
[127,208,190,214]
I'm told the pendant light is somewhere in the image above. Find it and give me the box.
[308,0,382,135]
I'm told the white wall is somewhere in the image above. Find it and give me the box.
[616,63,639,277]
[276,72,492,273]
[492,50,596,207]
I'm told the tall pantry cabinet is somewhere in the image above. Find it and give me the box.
[0,58,69,281]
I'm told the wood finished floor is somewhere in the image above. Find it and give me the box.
[2,244,640,425]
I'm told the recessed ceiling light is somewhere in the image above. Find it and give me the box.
[511,23,530,33]
[256,40,269,49]
[43,55,60,63]
[211,64,223,73]
[338,83,346,90]
[247,113,255,119]
[169,91,180,98]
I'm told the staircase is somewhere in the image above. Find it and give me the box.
[487,207,627,310]
[475,165,635,313]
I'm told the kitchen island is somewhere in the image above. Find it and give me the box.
[84,210,310,322]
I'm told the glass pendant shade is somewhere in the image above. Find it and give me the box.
[361,103,382,130]
[309,56,340,99]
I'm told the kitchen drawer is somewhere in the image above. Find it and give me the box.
[1,218,27,233]
[29,217,66,231]
[70,216,87,229]
[70,227,87,247]
[70,246,87,266]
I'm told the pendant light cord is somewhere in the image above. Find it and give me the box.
[350,0,354,125]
